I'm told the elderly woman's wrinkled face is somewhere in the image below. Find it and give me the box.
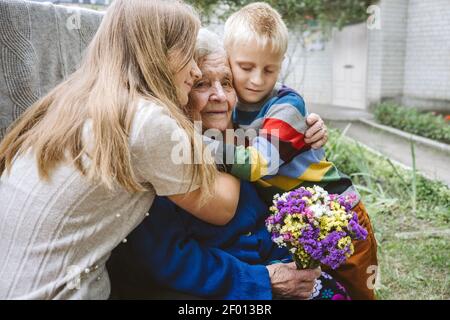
[189,52,236,132]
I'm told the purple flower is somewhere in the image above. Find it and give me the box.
[347,213,368,240]
[271,233,280,242]
[297,226,323,261]
[318,231,353,269]
[265,216,274,225]
[267,187,367,270]
[276,200,286,207]
[273,213,284,223]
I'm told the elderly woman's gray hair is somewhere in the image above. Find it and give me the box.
[194,28,226,62]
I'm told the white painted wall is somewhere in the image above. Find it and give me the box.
[367,0,409,107]
[282,32,334,105]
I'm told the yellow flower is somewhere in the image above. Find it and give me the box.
[346,244,355,257]
[337,237,352,250]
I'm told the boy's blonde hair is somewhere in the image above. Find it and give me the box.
[224,2,288,56]
[0,0,216,202]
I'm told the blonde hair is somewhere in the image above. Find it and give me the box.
[0,0,216,200]
[224,2,288,56]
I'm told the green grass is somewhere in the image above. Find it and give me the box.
[374,102,450,144]
[376,238,449,300]
[326,127,450,300]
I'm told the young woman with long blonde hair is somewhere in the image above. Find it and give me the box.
[0,0,240,299]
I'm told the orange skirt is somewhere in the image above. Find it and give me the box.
[322,201,379,300]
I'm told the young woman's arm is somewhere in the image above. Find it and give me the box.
[169,171,240,226]
[136,104,240,226]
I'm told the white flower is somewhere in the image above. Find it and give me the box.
[323,206,334,217]
[274,236,286,247]
[313,185,326,194]
[310,204,326,217]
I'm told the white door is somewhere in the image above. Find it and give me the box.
[332,23,368,109]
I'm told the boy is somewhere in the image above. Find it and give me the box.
[221,2,378,300]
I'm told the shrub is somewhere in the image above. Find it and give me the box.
[326,128,450,210]
[374,102,450,144]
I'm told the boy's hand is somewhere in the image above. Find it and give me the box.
[305,113,328,149]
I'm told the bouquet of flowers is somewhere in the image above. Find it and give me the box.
[265,186,368,270]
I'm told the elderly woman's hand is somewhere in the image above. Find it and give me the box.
[304,113,328,149]
[266,262,321,300]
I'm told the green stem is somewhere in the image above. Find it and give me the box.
[293,255,320,270]
[410,140,417,214]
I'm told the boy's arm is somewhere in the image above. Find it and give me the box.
[213,94,310,181]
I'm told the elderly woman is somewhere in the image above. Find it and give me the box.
[107,29,347,300]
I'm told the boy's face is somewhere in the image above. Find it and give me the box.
[228,39,283,104]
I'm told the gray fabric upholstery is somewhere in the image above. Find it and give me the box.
[0,0,103,140]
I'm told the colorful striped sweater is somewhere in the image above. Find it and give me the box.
[227,83,360,207]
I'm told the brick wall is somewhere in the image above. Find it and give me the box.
[402,0,450,111]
